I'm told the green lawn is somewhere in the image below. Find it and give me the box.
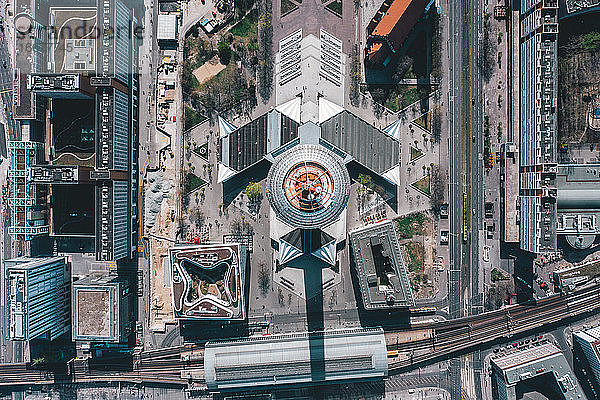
[411,175,431,197]
[184,106,206,131]
[325,0,342,15]
[413,112,431,131]
[385,87,418,112]
[184,173,207,194]
[281,0,298,15]
[230,9,257,38]
[193,142,209,159]
[394,212,430,239]
[410,146,424,162]
[491,268,509,282]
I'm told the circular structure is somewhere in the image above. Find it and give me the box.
[283,161,334,213]
[565,234,596,250]
[15,16,33,34]
[267,144,350,228]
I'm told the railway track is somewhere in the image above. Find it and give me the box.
[0,363,54,386]
[2,283,600,386]
[387,283,600,372]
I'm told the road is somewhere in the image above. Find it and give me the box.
[137,0,159,347]
[445,0,466,393]
[467,0,484,396]
[0,0,22,366]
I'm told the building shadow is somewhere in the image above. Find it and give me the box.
[364,11,432,85]
[572,337,600,400]
[560,235,600,264]
[179,320,249,343]
[347,161,398,213]
[282,254,327,382]
[222,159,270,207]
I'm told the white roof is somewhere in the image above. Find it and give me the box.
[311,240,336,266]
[276,97,301,123]
[575,326,600,343]
[218,116,237,138]
[217,163,236,183]
[383,119,402,140]
[318,97,344,124]
[382,165,401,186]
[279,240,303,265]
[157,14,177,41]
[204,328,388,390]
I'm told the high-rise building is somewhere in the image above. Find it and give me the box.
[9,0,140,261]
[573,326,600,389]
[5,257,71,341]
[490,338,583,399]
[72,273,134,346]
[518,0,558,254]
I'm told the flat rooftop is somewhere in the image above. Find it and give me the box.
[51,184,95,236]
[491,339,584,398]
[4,256,67,270]
[51,99,96,167]
[349,220,414,310]
[491,341,561,371]
[204,328,388,390]
[50,7,97,73]
[75,288,111,338]
[170,244,247,320]
[157,14,177,41]
[371,0,421,37]
[72,273,128,341]
[553,258,600,281]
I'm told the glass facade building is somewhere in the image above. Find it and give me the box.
[519,0,559,254]
[5,257,71,341]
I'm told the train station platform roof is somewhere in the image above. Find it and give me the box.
[204,327,388,390]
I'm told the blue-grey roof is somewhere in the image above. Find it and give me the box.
[320,111,400,173]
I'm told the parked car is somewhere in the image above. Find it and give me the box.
[440,230,449,245]
[439,203,449,218]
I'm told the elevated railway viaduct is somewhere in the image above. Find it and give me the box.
[1,283,599,388]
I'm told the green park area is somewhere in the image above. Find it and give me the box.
[394,212,430,240]
[402,242,425,273]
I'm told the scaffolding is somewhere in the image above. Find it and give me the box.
[7,141,49,240]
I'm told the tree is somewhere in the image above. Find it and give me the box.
[357,174,374,191]
[391,56,413,82]
[431,108,441,143]
[258,264,270,297]
[244,181,262,202]
[31,357,46,367]
[217,41,232,65]
[479,16,495,82]
[582,32,600,52]
[231,219,254,235]
[430,165,445,217]
[182,62,199,94]
[190,209,205,226]
[349,45,362,106]
[370,88,387,106]
[257,0,273,102]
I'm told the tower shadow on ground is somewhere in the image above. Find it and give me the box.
[284,254,329,382]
